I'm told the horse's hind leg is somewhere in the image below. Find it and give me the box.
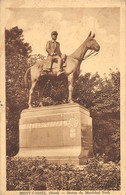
[38,79,48,107]
[28,79,37,108]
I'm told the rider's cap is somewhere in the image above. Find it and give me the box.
[51,31,58,36]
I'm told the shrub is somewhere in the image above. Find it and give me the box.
[6,156,120,191]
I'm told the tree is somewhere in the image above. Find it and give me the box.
[72,70,120,161]
[5,26,32,57]
[6,26,33,155]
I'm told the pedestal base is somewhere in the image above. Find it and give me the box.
[18,103,93,165]
[18,147,80,165]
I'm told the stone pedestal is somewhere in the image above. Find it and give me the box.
[18,103,93,165]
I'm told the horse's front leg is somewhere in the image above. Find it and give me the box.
[38,88,44,107]
[68,74,74,103]
[28,79,37,108]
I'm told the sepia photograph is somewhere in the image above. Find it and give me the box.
[0,0,126,194]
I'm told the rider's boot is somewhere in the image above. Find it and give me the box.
[57,58,64,76]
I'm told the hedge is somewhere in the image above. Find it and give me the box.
[6,156,120,191]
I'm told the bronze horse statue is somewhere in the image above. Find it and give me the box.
[24,32,100,108]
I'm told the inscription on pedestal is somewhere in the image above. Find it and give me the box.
[20,117,79,139]
[20,118,79,129]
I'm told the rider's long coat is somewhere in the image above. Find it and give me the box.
[44,40,62,70]
[46,40,62,57]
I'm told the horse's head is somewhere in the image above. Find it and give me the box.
[86,31,100,52]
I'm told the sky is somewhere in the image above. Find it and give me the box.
[5,7,120,76]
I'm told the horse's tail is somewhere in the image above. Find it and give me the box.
[24,67,31,88]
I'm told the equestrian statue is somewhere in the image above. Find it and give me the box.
[24,31,100,108]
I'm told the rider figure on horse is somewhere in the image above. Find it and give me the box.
[45,31,64,76]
